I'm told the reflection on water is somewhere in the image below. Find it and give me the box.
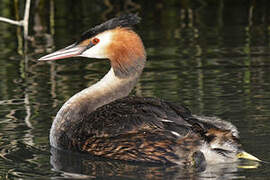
[0,0,270,179]
[51,147,257,180]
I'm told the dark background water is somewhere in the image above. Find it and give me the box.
[0,0,270,179]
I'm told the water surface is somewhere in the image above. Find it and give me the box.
[0,0,270,179]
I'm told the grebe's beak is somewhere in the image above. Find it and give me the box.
[38,44,86,61]
[237,151,261,162]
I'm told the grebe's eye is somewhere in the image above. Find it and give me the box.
[92,38,100,45]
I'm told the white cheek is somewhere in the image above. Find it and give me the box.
[80,44,107,59]
[80,31,113,59]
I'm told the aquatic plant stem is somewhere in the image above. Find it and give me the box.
[0,0,31,38]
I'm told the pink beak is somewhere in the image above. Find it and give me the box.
[38,44,86,61]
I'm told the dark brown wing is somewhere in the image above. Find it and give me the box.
[76,96,193,139]
[64,96,205,164]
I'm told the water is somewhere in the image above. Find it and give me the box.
[0,0,270,179]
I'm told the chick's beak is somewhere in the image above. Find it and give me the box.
[237,151,261,162]
[38,44,86,61]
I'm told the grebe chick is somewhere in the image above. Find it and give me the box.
[39,14,260,166]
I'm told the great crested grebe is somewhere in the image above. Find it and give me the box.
[39,14,260,166]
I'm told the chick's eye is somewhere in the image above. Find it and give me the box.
[92,38,100,45]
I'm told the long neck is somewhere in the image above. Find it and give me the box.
[66,67,140,112]
[50,65,143,148]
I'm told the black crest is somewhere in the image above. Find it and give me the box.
[76,14,141,44]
